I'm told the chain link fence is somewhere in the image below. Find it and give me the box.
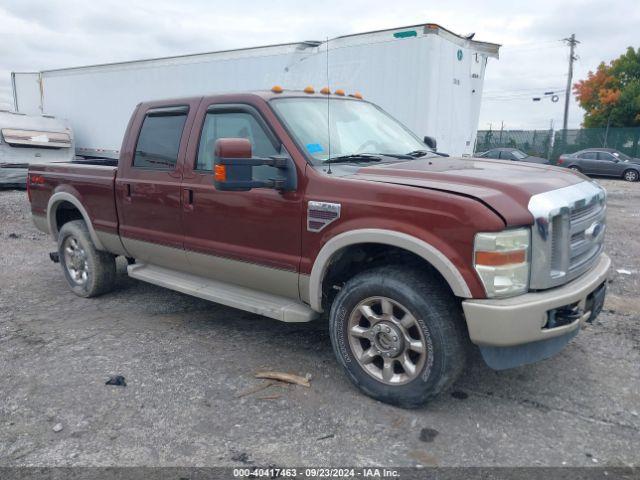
[475,127,640,163]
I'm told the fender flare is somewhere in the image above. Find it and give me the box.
[46,192,106,250]
[308,228,473,312]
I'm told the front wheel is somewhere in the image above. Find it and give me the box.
[329,266,468,408]
[623,169,639,182]
[58,220,116,298]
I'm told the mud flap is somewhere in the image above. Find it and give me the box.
[479,328,579,370]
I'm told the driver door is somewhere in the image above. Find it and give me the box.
[180,102,304,299]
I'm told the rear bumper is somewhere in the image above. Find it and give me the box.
[462,253,610,351]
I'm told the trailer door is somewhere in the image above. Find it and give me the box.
[11,73,42,114]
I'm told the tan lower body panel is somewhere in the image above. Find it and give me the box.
[128,263,317,322]
[122,236,312,307]
[186,249,299,299]
[95,231,129,256]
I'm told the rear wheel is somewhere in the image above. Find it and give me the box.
[623,169,639,182]
[329,265,467,408]
[57,220,116,297]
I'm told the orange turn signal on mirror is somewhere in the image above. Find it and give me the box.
[214,164,227,182]
[475,250,526,266]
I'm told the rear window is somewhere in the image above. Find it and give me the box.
[133,107,188,169]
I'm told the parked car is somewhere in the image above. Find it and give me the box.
[27,89,609,408]
[557,148,640,182]
[475,147,549,164]
[0,110,74,188]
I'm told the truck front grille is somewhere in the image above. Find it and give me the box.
[529,181,606,290]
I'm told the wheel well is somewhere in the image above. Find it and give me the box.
[54,201,84,233]
[623,168,639,177]
[321,243,452,312]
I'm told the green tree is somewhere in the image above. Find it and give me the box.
[574,47,640,128]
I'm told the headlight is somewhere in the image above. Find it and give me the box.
[474,228,530,298]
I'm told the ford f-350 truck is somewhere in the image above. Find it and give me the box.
[28,89,609,407]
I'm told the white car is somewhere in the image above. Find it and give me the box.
[0,110,74,188]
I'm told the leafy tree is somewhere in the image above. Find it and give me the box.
[574,47,640,128]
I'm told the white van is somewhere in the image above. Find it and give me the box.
[0,111,74,188]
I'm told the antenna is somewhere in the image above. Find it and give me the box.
[326,36,332,174]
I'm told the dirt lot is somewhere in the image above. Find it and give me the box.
[0,180,638,467]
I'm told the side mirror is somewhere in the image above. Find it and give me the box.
[424,136,437,150]
[213,138,297,192]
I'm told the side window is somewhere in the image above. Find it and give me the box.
[578,152,597,160]
[196,111,279,175]
[485,150,498,159]
[598,152,614,161]
[499,151,513,160]
[133,107,188,169]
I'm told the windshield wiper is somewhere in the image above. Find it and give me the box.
[406,150,431,158]
[322,154,382,164]
[406,149,449,158]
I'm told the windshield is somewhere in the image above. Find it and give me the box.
[512,150,528,160]
[270,97,428,163]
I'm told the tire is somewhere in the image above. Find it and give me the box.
[623,169,639,182]
[57,220,116,298]
[329,265,468,408]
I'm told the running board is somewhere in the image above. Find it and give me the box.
[127,263,317,323]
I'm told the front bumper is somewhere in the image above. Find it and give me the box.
[462,253,610,368]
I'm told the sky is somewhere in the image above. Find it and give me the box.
[0,0,639,131]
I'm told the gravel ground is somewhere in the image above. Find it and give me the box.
[0,180,638,468]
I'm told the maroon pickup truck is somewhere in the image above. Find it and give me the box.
[28,88,610,407]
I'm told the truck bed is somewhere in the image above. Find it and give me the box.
[28,161,119,240]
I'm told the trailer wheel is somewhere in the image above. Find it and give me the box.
[57,220,116,298]
[329,265,467,408]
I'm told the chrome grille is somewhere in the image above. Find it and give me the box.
[529,181,606,290]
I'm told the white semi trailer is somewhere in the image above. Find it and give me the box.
[11,23,499,158]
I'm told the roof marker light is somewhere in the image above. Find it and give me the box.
[271,85,283,93]
[304,85,315,94]
[350,92,363,99]
[320,87,331,95]
[334,89,345,96]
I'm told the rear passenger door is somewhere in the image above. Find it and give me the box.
[179,102,303,299]
[116,101,199,268]
[576,151,598,173]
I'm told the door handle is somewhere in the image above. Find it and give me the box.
[183,188,194,211]
[124,183,132,203]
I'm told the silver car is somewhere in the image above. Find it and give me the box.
[557,148,640,182]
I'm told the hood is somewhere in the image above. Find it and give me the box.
[351,157,586,225]
[522,156,549,164]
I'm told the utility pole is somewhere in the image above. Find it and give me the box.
[562,34,579,137]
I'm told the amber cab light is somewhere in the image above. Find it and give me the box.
[271,85,283,93]
[214,164,227,182]
[320,87,331,95]
[304,85,315,94]
[334,89,345,96]
[351,92,363,99]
